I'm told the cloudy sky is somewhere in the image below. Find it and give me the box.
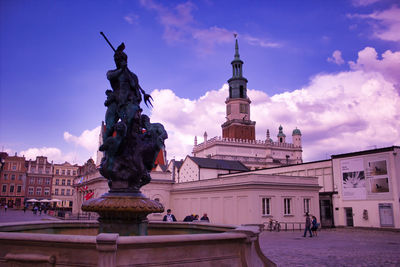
[1,0,399,164]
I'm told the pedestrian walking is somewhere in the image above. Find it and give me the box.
[303,212,312,237]
[311,215,319,236]
[23,206,26,213]
[4,204,8,212]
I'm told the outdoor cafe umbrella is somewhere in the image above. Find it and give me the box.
[40,199,50,203]
[50,199,62,202]
[26,199,38,202]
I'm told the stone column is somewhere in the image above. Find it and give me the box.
[96,233,119,267]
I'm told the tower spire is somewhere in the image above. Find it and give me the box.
[222,35,255,141]
[234,34,240,60]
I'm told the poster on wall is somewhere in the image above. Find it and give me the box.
[366,158,390,194]
[341,158,366,200]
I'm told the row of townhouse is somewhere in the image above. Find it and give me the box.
[0,153,81,209]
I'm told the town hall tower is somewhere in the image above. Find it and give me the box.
[221,37,256,140]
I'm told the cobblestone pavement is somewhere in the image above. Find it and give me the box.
[259,228,400,267]
[0,208,60,223]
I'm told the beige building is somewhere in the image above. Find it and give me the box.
[26,156,53,201]
[331,146,400,229]
[74,154,320,225]
[53,162,79,208]
[252,160,334,227]
[252,146,400,229]
[170,171,320,224]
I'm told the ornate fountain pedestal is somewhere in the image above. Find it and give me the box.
[82,192,164,236]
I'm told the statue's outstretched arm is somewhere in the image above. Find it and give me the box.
[106,68,124,80]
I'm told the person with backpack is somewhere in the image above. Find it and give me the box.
[311,215,319,236]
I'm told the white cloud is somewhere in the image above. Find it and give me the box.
[149,47,400,162]
[139,0,280,53]
[349,47,400,87]
[327,50,345,65]
[19,147,75,164]
[352,0,382,7]
[124,14,139,25]
[349,6,400,42]
[64,126,101,153]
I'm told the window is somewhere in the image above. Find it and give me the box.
[61,189,65,195]
[56,169,59,175]
[3,174,7,180]
[55,189,59,195]
[239,85,244,98]
[67,170,71,176]
[10,185,14,193]
[28,187,34,195]
[303,198,310,214]
[11,174,15,180]
[55,179,59,185]
[2,185,6,192]
[17,185,22,193]
[66,189,70,196]
[62,170,65,175]
[227,105,231,115]
[37,178,42,184]
[45,168,50,174]
[67,179,71,186]
[29,178,35,184]
[239,104,248,114]
[262,198,271,215]
[46,178,50,185]
[284,198,292,215]
[36,187,42,196]
[44,188,50,196]
[12,164,17,170]
[73,170,76,175]
[18,175,22,181]
[62,179,65,185]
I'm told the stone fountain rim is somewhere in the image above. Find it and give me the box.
[0,220,260,244]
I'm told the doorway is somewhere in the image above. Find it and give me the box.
[344,207,354,226]
[319,197,334,227]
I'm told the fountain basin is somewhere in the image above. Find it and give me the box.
[0,220,275,267]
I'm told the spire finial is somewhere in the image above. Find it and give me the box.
[234,33,240,59]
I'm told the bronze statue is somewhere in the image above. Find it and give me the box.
[99,33,167,193]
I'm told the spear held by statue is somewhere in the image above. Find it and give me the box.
[100,32,153,107]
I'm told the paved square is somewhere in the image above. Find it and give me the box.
[259,228,400,266]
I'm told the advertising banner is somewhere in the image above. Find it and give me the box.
[341,155,391,200]
[341,158,366,200]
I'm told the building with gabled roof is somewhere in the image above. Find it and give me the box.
[178,156,249,183]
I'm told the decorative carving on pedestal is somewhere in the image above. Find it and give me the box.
[82,33,167,235]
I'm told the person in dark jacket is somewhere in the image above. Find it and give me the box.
[162,209,177,222]
[200,213,210,222]
[303,212,312,237]
[311,215,319,236]
[183,214,194,222]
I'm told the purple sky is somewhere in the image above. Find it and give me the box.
[1,0,399,164]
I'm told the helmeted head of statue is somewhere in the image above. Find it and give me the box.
[114,42,128,69]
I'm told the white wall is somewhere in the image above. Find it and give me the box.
[170,173,320,225]
[332,148,400,229]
